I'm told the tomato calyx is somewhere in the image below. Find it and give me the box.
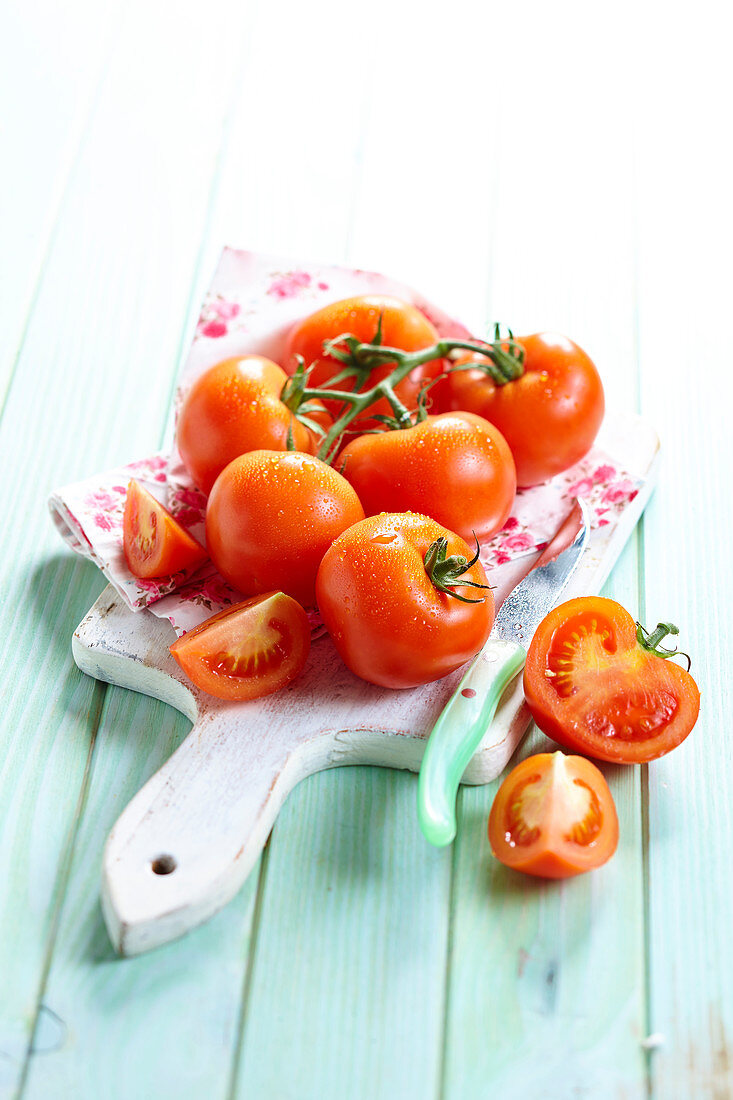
[636,620,692,671]
[280,357,330,451]
[280,317,526,464]
[423,534,491,604]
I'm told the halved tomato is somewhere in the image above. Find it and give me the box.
[488,752,619,878]
[123,480,208,579]
[169,591,310,701]
[523,596,700,763]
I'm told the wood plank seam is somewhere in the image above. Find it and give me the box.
[225,841,272,1100]
[14,680,108,1100]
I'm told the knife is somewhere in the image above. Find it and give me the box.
[417,498,591,847]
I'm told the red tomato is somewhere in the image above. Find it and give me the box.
[176,356,329,494]
[435,333,604,486]
[338,412,516,541]
[169,592,310,701]
[523,597,701,763]
[123,480,207,579]
[206,450,365,608]
[488,751,619,878]
[315,513,494,689]
[284,295,443,432]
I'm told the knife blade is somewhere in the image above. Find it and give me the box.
[417,499,591,847]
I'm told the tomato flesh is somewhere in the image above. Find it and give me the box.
[169,592,310,701]
[123,480,208,579]
[488,752,619,878]
[524,597,700,763]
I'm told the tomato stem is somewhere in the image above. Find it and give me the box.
[424,534,490,604]
[636,620,692,671]
[282,328,526,464]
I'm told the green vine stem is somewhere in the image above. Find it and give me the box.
[281,327,526,464]
[423,534,491,604]
[636,621,692,671]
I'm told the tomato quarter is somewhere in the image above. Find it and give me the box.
[206,450,365,608]
[316,513,494,689]
[435,332,604,486]
[523,596,700,763]
[338,411,516,541]
[488,751,619,878]
[169,592,310,701]
[176,356,329,495]
[284,295,443,433]
[123,479,208,579]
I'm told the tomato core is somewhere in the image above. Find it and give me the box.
[203,617,292,680]
[488,751,619,878]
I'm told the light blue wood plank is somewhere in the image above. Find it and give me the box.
[442,538,647,1100]
[20,689,259,1100]
[635,87,733,1089]
[440,59,649,1093]
[0,0,119,404]
[233,767,451,1100]
[0,559,106,1097]
[0,2,256,1094]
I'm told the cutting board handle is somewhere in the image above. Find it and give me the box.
[101,697,328,955]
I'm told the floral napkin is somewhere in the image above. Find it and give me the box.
[49,248,640,635]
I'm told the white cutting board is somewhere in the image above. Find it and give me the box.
[73,412,659,956]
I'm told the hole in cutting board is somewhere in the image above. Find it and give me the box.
[151,854,177,875]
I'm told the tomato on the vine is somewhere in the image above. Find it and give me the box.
[488,752,619,878]
[316,513,494,689]
[284,295,443,433]
[338,411,516,541]
[123,479,208,579]
[169,592,310,701]
[206,450,365,608]
[435,332,604,486]
[523,597,700,763]
[176,356,329,494]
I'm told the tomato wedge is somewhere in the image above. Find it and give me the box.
[488,752,619,878]
[523,596,700,763]
[123,480,208,579]
[169,592,310,701]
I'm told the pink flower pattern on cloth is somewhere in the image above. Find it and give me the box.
[48,248,643,636]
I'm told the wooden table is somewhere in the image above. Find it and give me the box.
[1,2,731,1096]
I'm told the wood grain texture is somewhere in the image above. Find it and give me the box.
[0,0,119,404]
[438,29,651,1094]
[0,1,256,1095]
[634,18,733,1086]
[19,689,259,1100]
[1,0,731,1096]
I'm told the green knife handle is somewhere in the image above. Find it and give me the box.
[417,638,527,847]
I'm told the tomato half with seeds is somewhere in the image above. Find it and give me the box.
[523,596,701,763]
[123,480,208,579]
[435,332,604,486]
[176,356,330,495]
[488,751,619,878]
[169,592,310,701]
[284,295,443,432]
